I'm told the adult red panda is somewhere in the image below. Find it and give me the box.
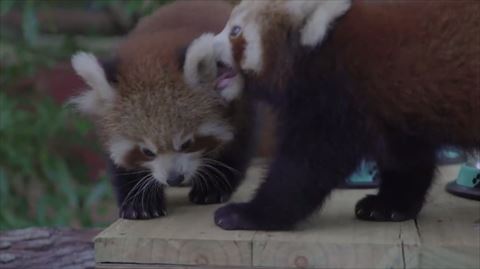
[212,0,480,230]
[70,1,255,219]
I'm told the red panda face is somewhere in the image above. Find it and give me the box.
[212,0,351,80]
[70,34,234,187]
[105,115,232,187]
[102,83,233,187]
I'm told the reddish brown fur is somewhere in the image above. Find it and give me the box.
[231,34,247,65]
[329,0,480,147]
[123,146,151,168]
[253,0,480,147]
[257,10,295,92]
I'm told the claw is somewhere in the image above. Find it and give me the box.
[356,208,365,217]
[390,212,407,221]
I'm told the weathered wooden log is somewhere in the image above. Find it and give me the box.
[0,227,100,269]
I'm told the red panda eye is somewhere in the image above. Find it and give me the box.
[230,25,242,38]
[141,148,156,158]
[180,139,193,152]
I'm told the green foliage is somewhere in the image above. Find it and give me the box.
[1,0,166,230]
[0,0,178,230]
[22,0,38,45]
[0,92,112,230]
[4,0,176,46]
[0,0,15,15]
[91,0,174,17]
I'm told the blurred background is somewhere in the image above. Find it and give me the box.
[0,0,176,230]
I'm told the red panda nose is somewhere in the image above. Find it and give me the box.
[167,172,185,187]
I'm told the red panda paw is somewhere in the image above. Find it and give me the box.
[355,195,419,222]
[189,183,232,205]
[119,200,166,220]
[214,203,258,230]
[214,203,294,231]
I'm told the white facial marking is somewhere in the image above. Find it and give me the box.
[214,26,235,67]
[285,0,351,47]
[176,152,201,183]
[220,76,243,102]
[184,33,216,89]
[69,51,116,115]
[242,22,263,73]
[108,136,135,166]
[147,154,173,185]
[147,153,201,185]
[187,33,243,102]
[198,121,233,142]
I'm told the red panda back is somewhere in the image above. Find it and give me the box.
[330,0,480,146]
[115,1,232,96]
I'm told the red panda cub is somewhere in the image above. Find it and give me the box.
[70,1,255,219]
[212,0,480,230]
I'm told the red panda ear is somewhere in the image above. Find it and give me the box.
[100,57,119,84]
[183,33,217,89]
[68,51,117,116]
[184,34,243,103]
[177,46,188,72]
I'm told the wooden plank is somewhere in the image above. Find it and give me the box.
[251,189,418,269]
[0,228,99,269]
[95,164,479,269]
[412,165,480,269]
[95,167,263,267]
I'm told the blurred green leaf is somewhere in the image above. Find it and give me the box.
[0,0,181,230]
[86,180,109,207]
[0,0,15,15]
[22,0,39,46]
[0,169,8,207]
[125,0,143,16]
[0,91,109,230]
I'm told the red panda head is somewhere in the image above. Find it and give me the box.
[212,0,351,85]
[69,34,235,187]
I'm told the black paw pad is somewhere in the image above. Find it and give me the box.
[214,203,257,230]
[355,195,417,222]
[189,181,232,205]
[119,200,166,220]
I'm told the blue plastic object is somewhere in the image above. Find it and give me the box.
[446,164,480,201]
[339,160,379,189]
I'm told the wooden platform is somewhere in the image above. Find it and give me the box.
[95,164,480,269]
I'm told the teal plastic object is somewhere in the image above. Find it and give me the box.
[446,164,480,201]
[338,160,379,189]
